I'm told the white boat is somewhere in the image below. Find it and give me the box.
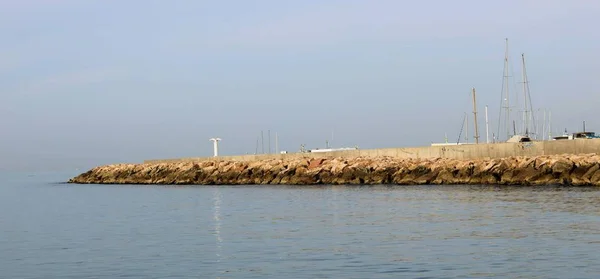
[553,131,599,140]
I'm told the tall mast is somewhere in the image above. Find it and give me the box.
[331,130,334,147]
[255,137,259,154]
[521,53,529,136]
[457,113,467,144]
[498,38,511,141]
[465,113,469,143]
[485,105,490,143]
[505,39,511,139]
[548,110,552,139]
[275,132,279,153]
[472,88,480,144]
[521,53,536,137]
[543,109,546,140]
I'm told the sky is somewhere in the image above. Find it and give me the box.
[1,0,599,171]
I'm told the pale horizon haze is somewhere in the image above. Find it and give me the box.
[1,0,599,172]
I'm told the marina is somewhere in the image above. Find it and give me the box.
[203,38,597,161]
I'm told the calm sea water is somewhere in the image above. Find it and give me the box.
[1,171,600,278]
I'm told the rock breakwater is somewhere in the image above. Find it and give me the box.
[68,154,600,186]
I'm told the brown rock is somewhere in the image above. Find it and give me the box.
[551,158,574,176]
[67,154,600,186]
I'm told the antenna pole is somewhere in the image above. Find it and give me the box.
[261,130,264,154]
[268,130,271,154]
[471,88,480,144]
[485,105,490,143]
[583,121,586,133]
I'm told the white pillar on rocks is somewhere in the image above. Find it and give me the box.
[209,138,221,157]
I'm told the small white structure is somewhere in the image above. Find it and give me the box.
[209,138,221,157]
[431,142,473,146]
[307,147,358,153]
[506,135,531,143]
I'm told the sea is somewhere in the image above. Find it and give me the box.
[1,171,600,278]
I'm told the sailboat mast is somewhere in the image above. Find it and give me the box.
[505,39,511,140]
[465,113,469,143]
[521,53,529,136]
[549,110,552,139]
[498,38,511,141]
[255,138,259,154]
[543,109,546,140]
[472,88,480,144]
[457,113,466,144]
[275,132,279,154]
[485,105,490,143]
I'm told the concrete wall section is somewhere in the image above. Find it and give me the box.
[543,139,600,155]
[143,139,600,164]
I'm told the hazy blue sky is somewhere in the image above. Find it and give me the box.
[1,0,599,171]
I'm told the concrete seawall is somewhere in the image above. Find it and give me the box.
[143,139,600,164]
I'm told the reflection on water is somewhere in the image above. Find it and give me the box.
[1,175,599,278]
[213,188,223,261]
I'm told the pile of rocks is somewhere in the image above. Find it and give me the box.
[68,154,600,186]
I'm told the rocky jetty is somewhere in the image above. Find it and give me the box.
[68,154,600,186]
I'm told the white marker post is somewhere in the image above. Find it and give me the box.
[209,138,221,157]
